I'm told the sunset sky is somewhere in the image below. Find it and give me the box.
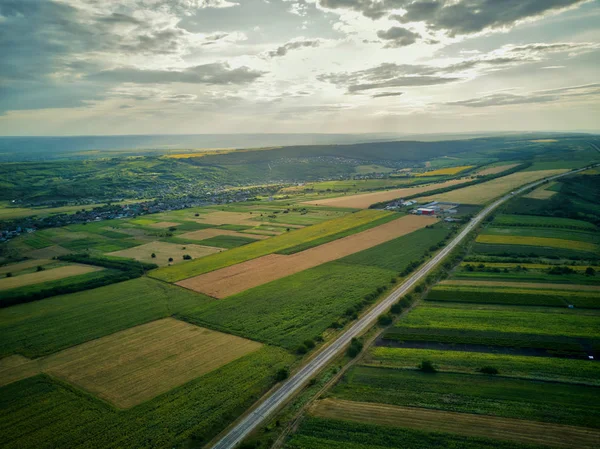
[1,0,598,135]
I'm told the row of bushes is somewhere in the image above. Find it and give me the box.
[57,254,157,273]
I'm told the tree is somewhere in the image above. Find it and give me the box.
[151,253,156,258]
[347,338,363,358]
[418,360,437,373]
[194,213,199,217]
[479,366,499,375]
[168,257,173,263]
[296,344,308,355]
[378,313,393,326]
[182,254,192,260]
[5,272,12,278]
[275,367,289,382]
[36,265,44,272]
[303,339,315,349]
[586,267,596,276]
[168,226,177,232]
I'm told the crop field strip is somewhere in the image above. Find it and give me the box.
[309,398,600,449]
[150,209,393,282]
[493,214,598,230]
[417,169,568,204]
[284,416,552,449]
[459,262,600,271]
[301,178,471,209]
[107,241,223,266]
[416,165,474,176]
[0,265,104,291]
[0,318,263,408]
[440,279,600,291]
[475,234,599,253]
[474,163,520,176]
[330,366,600,428]
[177,215,434,298]
[524,182,559,199]
[0,259,54,276]
[481,226,600,244]
[178,228,269,241]
[366,347,600,385]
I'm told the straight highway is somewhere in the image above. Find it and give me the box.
[210,165,592,449]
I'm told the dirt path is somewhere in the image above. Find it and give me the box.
[310,398,600,449]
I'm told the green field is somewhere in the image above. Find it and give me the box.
[473,243,599,260]
[197,235,259,249]
[331,367,600,428]
[284,417,543,449]
[426,285,600,308]
[150,210,393,282]
[0,277,212,358]
[0,347,293,449]
[367,347,600,385]
[181,262,395,350]
[493,214,598,230]
[284,177,444,193]
[482,227,600,244]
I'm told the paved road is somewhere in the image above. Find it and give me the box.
[210,166,591,449]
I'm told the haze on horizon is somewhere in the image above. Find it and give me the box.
[1,0,599,137]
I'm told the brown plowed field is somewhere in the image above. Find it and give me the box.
[441,280,600,291]
[179,228,269,241]
[310,398,600,449]
[302,178,471,209]
[177,215,434,298]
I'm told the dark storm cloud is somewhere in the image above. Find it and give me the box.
[88,63,265,85]
[319,0,588,36]
[268,39,322,57]
[377,27,420,47]
[447,83,600,107]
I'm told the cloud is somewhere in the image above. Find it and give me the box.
[372,91,404,98]
[377,27,420,47]
[268,39,322,57]
[447,83,600,107]
[318,41,598,94]
[319,0,589,37]
[88,63,265,85]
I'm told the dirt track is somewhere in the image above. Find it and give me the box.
[177,215,434,298]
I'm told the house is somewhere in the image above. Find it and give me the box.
[416,208,436,215]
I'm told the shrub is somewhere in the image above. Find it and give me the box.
[303,339,315,349]
[182,254,192,260]
[36,266,44,272]
[479,366,499,375]
[390,303,403,314]
[275,367,289,382]
[194,213,199,217]
[168,257,173,263]
[151,253,156,258]
[347,338,363,358]
[168,227,177,232]
[586,267,596,276]
[296,344,308,355]
[418,360,437,373]
[5,272,12,278]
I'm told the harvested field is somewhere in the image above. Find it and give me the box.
[0,265,103,291]
[24,245,70,259]
[177,215,434,298]
[148,221,180,229]
[108,241,223,266]
[418,169,568,204]
[524,182,558,199]
[476,234,598,253]
[0,259,53,276]
[309,398,600,449]
[303,179,471,209]
[441,280,600,291]
[192,211,259,226]
[36,318,262,408]
[179,228,269,241]
[475,164,520,176]
[416,165,473,176]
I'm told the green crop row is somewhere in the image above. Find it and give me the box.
[493,214,598,230]
[284,417,539,449]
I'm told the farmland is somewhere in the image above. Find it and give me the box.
[0,265,103,291]
[17,318,263,408]
[492,214,598,230]
[178,228,268,242]
[417,169,568,204]
[107,241,223,266]
[475,234,599,253]
[177,215,434,298]
[416,165,473,176]
[150,209,393,282]
[524,182,559,199]
[474,163,520,176]
[303,178,471,209]
[308,398,600,449]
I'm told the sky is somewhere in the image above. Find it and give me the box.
[0,0,599,136]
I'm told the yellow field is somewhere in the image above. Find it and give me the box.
[0,318,263,408]
[416,165,473,177]
[460,262,600,271]
[441,279,600,291]
[303,178,471,209]
[177,215,434,298]
[474,164,520,176]
[0,264,103,291]
[107,241,223,266]
[310,398,600,449]
[531,139,558,143]
[148,221,180,229]
[0,259,53,276]
[524,182,558,199]
[476,234,598,252]
[581,168,600,175]
[418,169,568,204]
